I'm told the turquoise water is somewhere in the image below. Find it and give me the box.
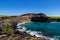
[23,22,60,37]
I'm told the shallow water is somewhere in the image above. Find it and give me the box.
[22,22,60,40]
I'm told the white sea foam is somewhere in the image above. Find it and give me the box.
[26,30,43,37]
[16,26,27,32]
[16,22,59,40]
[16,22,27,32]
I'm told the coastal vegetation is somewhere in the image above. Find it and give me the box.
[4,26,14,34]
[49,16,60,22]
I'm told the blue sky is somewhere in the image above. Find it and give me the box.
[0,0,60,16]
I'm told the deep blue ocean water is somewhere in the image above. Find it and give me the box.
[23,22,60,37]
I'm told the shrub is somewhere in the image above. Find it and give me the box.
[4,26,14,34]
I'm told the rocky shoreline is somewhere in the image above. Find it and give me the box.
[0,13,60,40]
[0,22,46,40]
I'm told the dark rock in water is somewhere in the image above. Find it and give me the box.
[31,13,50,22]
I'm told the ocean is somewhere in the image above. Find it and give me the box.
[17,22,60,40]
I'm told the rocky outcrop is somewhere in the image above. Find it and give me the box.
[31,13,50,22]
[0,13,50,29]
